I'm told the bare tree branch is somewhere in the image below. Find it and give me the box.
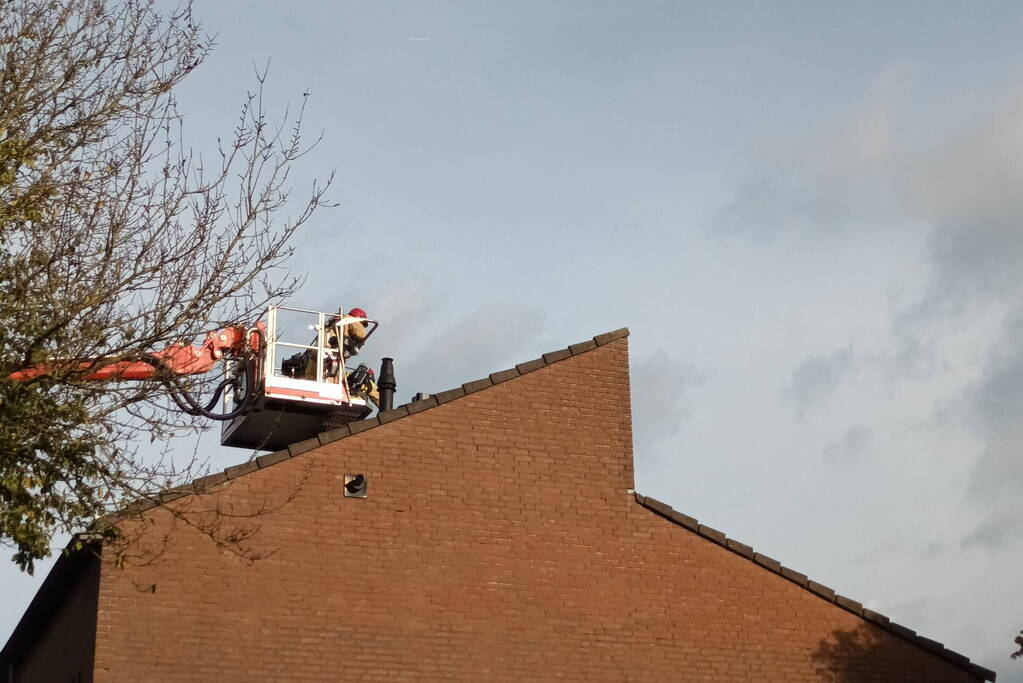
[0,0,333,572]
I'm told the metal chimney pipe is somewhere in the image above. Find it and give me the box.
[378,357,396,412]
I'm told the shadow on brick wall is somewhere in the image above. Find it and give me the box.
[812,625,889,682]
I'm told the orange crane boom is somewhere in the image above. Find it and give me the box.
[8,325,260,383]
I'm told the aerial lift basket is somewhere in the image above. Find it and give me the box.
[220,306,376,451]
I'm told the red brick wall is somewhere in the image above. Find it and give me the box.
[91,339,978,681]
[16,555,98,683]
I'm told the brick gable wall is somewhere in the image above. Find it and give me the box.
[87,338,981,682]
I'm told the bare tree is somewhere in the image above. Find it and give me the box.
[0,0,332,571]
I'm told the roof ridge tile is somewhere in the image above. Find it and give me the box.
[725,538,754,559]
[288,437,320,458]
[944,651,971,667]
[377,406,408,424]
[318,424,350,444]
[835,594,863,615]
[593,328,629,346]
[348,416,380,434]
[753,552,781,573]
[971,663,998,680]
[669,509,698,532]
[255,450,290,469]
[569,340,597,355]
[223,460,258,479]
[489,369,519,384]
[433,387,465,404]
[406,396,438,414]
[807,580,835,601]
[515,358,545,374]
[781,566,808,587]
[862,608,890,626]
[697,524,726,546]
[542,348,572,364]
[462,378,493,394]
[192,471,228,491]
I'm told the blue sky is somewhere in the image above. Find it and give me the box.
[5,1,1023,677]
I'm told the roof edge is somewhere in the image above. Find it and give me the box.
[0,538,99,673]
[634,494,996,682]
[101,327,631,525]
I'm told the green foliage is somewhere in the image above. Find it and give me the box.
[0,381,107,571]
[0,0,329,571]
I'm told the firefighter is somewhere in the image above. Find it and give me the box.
[320,307,371,384]
[339,307,370,360]
[292,307,371,383]
[346,363,380,407]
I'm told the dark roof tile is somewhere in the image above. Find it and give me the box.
[781,566,808,587]
[377,406,408,424]
[835,594,863,615]
[542,348,572,364]
[192,471,228,491]
[888,622,916,640]
[256,450,290,469]
[862,608,890,626]
[697,524,726,546]
[726,538,754,559]
[807,580,835,601]
[669,509,698,532]
[433,387,465,404]
[753,553,781,573]
[223,460,259,479]
[117,499,155,517]
[644,497,673,517]
[157,490,189,505]
[288,438,319,458]
[969,663,997,680]
[593,328,630,346]
[462,378,493,394]
[405,396,438,414]
[516,358,546,374]
[943,650,971,667]
[318,425,350,443]
[347,417,379,434]
[489,368,519,384]
[569,340,597,355]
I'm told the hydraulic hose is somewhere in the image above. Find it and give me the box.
[139,327,264,421]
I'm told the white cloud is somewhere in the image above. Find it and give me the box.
[402,301,550,395]
[785,347,856,417]
[710,61,917,243]
[961,501,1023,553]
[630,348,705,461]
[822,424,872,464]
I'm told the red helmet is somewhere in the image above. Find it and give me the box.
[348,307,368,320]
